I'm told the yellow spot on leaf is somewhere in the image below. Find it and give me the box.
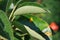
[29,17,33,22]
[45,32,52,36]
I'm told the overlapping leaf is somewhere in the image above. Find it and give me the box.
[14,14,50,40]
[0,10,14,40]
[14,6,47,16]
[18,2,43,7]
[23,14,49,30]
[24,25,45,40]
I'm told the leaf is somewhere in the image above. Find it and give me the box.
[23,15,52,40]
[14,30,24,40]
[29,36,38,40]
[13,21,37,40]
[12,21,27,33]
[0,10,14,40]
[24,25,45,40]
[23,14,49,30]
[16,15,42,33]
[18,2,43,7]
[14,6,47,16]
[0,18,4,31]
[15,15,50,40]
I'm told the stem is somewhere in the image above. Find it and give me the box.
[16,33,28,37]
[11,16,15,22]
[9,0,22,20]
[19,33,27,37]
[9,6,16,20]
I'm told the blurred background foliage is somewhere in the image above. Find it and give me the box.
[0,0,60,40]
[42,0,60,24]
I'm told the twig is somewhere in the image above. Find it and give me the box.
[9,0,22,20]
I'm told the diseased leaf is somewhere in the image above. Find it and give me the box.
[23,14,49,30]
[14,15,50,40]
[23,14,52,40]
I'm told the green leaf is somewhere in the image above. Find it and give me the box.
[0,18,4,31]
[23,15,52,40]
[23,14,49,30]
[18,2,43,7]
[15,15,42,33]
[29,36,38,40]
[14,15,50,40]
[14,6,47,16]
[0,10,14,40]
[12,21,27,33]
[24,25,45,40]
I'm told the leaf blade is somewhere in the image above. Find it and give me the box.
[0,10,14,40]
[14,6,47,16]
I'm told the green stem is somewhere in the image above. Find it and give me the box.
[9,0,22,20]
[17,33,28,37]
[11,16,15,22]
